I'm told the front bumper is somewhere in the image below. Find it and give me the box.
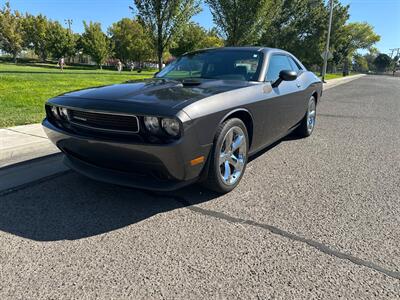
[42,119,212,191]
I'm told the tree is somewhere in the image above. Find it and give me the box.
[132,0,201,70]
[363,47,379,72]
[0,2,23,62]
[46,20,76,60]
[108,18,153,66]
[169,22,223,57]
[22,14,50,61]
[333,22,380,75]
[23,15,77,62]
[201,28,224,49]
[206,0,274,46]
[81,21,111,69]
[353,53,368,73]
[170,22,206,57]
[261,0,335,69]
[373,53,391,72]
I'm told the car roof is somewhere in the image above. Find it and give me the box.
[186,46,279,54]
[186,46,305,67]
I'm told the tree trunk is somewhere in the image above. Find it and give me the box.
[157,47,163,71]
[157,22,163,71]
[342,59,349,76]
[40,50,47,62]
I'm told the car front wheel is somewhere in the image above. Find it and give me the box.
[203,118,248,193]
[296,95,317,137]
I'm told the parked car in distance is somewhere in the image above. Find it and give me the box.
[43,47,322,193]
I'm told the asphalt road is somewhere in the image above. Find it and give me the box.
[1,75,399,299]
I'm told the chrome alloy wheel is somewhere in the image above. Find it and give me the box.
[219,126,247,185]
[307,97,316,133]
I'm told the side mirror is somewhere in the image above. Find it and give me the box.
[153,71,159,78]
[272,70,297,87]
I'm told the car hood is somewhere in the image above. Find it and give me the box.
[54,78,251,113]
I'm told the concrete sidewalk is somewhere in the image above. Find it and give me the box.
[0,73,366,169]
[0,123,59,168]
[0,124,67,192]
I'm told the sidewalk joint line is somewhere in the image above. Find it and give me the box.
[5,128,48,139]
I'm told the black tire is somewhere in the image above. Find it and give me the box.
[296,95,317,138]
[202,118,249,194]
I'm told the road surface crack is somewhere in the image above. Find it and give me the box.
[170,195,400,281]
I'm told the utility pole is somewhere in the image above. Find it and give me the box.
[389,48,400,76]
[322,0,334,83]
[389,48,400,59]
[64,19,73,32]
[64,19,73,64]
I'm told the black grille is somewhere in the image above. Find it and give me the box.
[69,109,139,133]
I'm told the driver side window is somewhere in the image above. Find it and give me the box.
[266,55,293,82]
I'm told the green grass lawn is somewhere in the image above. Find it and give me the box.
[320,73,344,80]
[0,62,357,128]
[318,73,361,80]
[0,63,155,127]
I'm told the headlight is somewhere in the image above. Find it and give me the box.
[144,116,160,133]
[50,105,60,119]
[161,118,180,137]
[59,107,68,119]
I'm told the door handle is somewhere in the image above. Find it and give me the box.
[296,83,301,88]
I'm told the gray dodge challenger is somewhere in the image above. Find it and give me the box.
[43,47,322,193]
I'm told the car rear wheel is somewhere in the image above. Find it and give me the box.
[203,118,249,193]
[296,95,317,137]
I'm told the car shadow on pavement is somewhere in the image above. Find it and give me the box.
[0,166,221,241]
[0,136,290,242]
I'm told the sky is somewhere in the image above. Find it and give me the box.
[3,0,400,55]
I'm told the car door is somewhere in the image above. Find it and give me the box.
[287,55,308,125]
[261,54,299,144]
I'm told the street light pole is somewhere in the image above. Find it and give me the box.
[64,19,73,32]
[322,0,334,83]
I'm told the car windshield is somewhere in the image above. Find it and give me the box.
[156,50,264,81]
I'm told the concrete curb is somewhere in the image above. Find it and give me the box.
[0,154,68,193]
[323,74,366,90]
